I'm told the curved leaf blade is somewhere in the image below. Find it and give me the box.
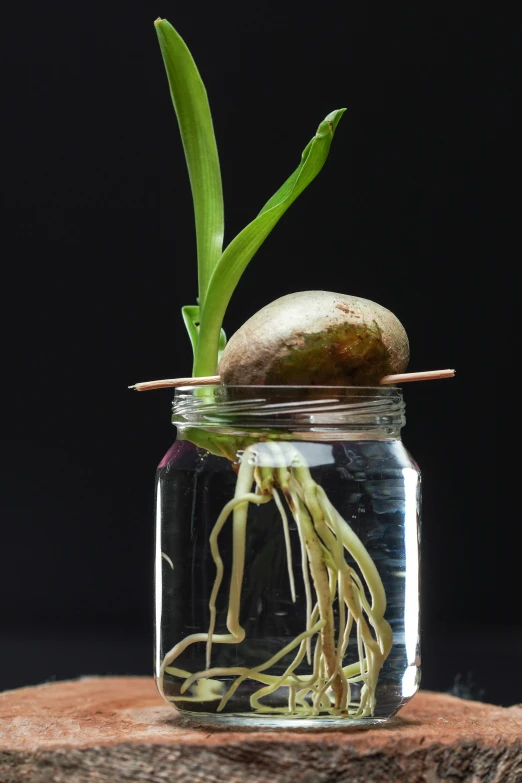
[155,19,224,306]
[181,305,200,355]
[182,305,227,372]
[193,109,346,375]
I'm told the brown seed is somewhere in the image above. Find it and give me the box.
[218,291,409,386]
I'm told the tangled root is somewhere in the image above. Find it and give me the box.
[158,442,392,718]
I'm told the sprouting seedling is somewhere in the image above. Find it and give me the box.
[154,18,345,377]
[152,18,398,721]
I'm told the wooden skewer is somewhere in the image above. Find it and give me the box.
[129,375,221,391]
[129,369,455,392]
[380,369,455,384]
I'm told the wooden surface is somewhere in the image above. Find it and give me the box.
[0,677,521,782]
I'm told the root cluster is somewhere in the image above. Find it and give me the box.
[159,442,393,718]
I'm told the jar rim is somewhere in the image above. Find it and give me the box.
[172,385,405,438]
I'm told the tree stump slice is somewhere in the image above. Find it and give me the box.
[0,677,521,782]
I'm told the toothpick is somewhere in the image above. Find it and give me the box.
[129,369,455,391]
[128,375,221,392]
[380,369,455,384]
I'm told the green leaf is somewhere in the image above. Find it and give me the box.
[217,326,227,363]
[182,305,227,373]
[181,305,200,355]
[155,19,224,307]
[193,109,346,376]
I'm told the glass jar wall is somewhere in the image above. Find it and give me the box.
[154,386,421,727]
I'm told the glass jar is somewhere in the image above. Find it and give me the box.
[154,385,421,728]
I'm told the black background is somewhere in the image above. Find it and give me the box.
[1,2,516,704]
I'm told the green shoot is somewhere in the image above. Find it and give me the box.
[193,110,345,377]
[155,19,224,308]
[155,18,345,377]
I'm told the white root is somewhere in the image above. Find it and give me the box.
[184,617,325,709]
[296,502,314,665]
[158,441,393,717]
[161,552,174,569]
[318,486,393,658]
[206,491,272,669]
[272,487,296,603]
[158,453,270,697]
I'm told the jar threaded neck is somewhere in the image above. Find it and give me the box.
[172,385,405,438]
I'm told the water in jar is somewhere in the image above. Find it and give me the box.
[155,437,420,727]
